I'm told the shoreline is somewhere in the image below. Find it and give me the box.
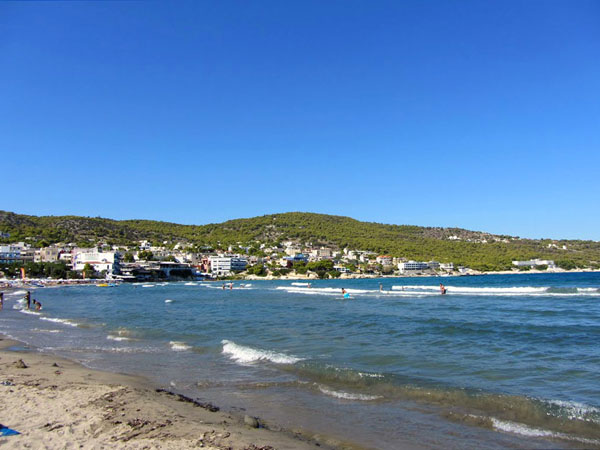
[0,335,355,450]
[1,268,599,288]
[241,268,600,280]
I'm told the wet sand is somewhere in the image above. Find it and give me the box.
[0,336,346,449]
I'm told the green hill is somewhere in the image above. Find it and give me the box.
[1,210,598,271]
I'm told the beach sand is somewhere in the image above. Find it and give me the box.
[0,336,338,450]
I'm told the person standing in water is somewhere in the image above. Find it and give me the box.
[25,291,31,309]
[439,283,447,295]
[0,292,3,310]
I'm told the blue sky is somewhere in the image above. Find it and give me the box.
[1,1,599,240]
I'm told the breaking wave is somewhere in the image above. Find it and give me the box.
[221,340,303,365]
[491,418,600,445]
[40,317,78,327]
[107,335,131,342]
[391,285,600,296]
[318,385,382,401]
[170,341,192,351]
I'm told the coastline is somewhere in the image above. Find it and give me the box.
[242,268,600,281]
[0,335,353,450]
[1,268,599,289]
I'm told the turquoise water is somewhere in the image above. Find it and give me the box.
[1,273,600,449]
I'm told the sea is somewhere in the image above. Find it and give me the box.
[1,272,599,449]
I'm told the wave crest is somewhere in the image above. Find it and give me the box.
[221,340,302,365]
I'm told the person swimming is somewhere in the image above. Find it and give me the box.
[342,288,351,299]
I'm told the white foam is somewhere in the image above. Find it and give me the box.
[221,340,303,365]
[170,341,191,351]
[578,287,600,293]
[545,400,600,422]
[165,299,174,303]
[390,285,600,296]
[107,335,131,342]
[142,284,155,288]
[276,286,373,296]
[184,282,197,286]
[19,309,41,316]
[491,418,600,445]
[32,328,62,333]
[358,372,384,379]
[12,298,27,310]
[318,385,381,401]
[40,317,78,327]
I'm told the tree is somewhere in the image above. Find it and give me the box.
[247,264,267,276]
[82,263,97,279]
[138,250,154,261]
[306,260,334,272]
[123,252,135,263]
[556,259,577,270]
[49,262,68,279]
[344,263,357,273]
[293,260,308,274]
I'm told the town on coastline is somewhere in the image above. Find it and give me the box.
[0,234,574,285]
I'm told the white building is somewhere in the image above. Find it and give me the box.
[512,259,555,268]
[359,252,376,263]
[34,247,62,263]
[72,251,120,275]
[0,245,21,264]
[59,252,73,263]
[139,240,152,250]
[376,255,393,266]
[209,256,247,276]
[440,262,454,271]
[398,261,429,274]
[285,246,303,257]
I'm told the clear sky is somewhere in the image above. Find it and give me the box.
[1,1,599,240]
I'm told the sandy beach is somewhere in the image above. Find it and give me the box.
[0,336,341,450]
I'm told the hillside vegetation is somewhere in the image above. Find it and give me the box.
[1,210,599,271]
